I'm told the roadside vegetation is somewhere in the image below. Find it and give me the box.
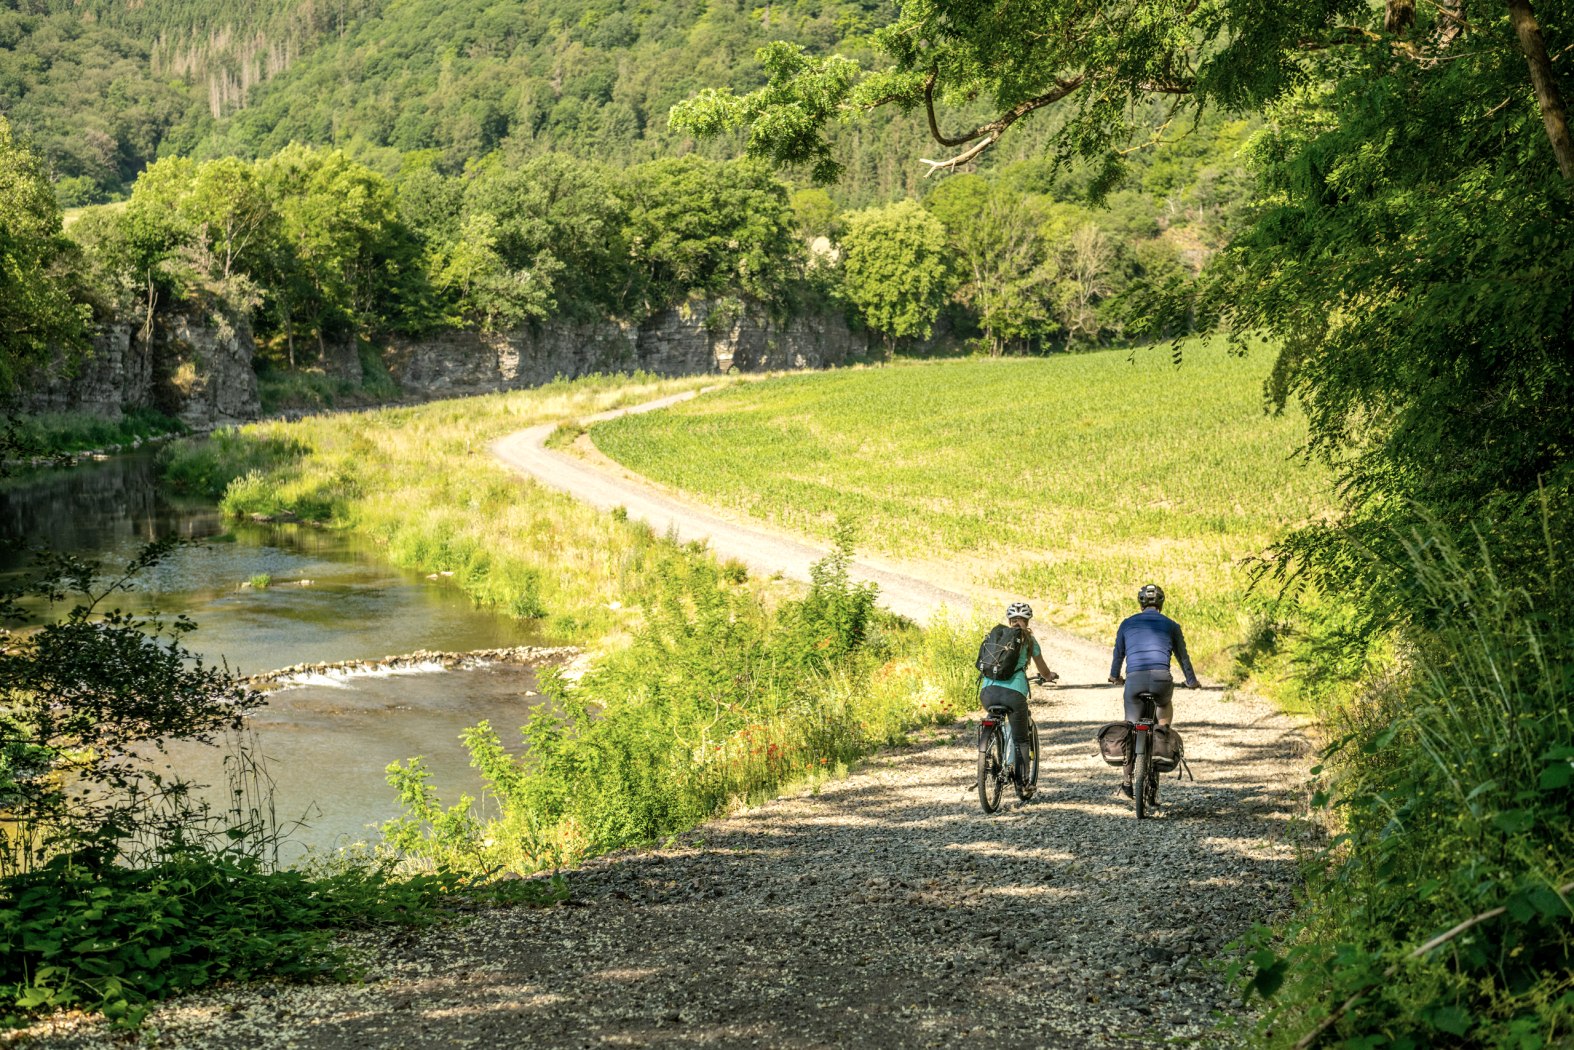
[0,540,516,1028]
[160,373,976,875]
[385,531,975,874]
[594,338,1334,698]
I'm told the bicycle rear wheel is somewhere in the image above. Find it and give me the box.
[1013,719,1039,801]
[977,727,1005,813]
[1133,749,1150,820]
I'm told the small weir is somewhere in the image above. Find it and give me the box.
[2,451,560,863]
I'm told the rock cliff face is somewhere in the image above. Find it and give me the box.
[23,306,261,430]
[24,299,856,422]
[386,299,857,399]
[150,309,261,428]
[22,324,150,419]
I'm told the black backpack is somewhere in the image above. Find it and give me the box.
[976,624,1026,680]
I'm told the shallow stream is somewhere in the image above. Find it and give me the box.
[1,451,545,860]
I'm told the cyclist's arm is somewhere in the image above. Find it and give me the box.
[1031,651,1054,680]
[1174,623,1199,687]
[1108,623,1126,682]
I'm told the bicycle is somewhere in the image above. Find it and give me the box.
[1129,690,1161,819]
[976,677,1046,814]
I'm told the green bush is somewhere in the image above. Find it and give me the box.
[158,429,308,500]
[0,854,454,1027]
[383,533,973,873]
[1245,520,1574,1048]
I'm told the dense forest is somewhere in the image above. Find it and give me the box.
[1,0,925,204]
[2,0,1255,375]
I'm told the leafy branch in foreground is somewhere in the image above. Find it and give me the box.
[671,2,1570,184]
[0,538,266,874]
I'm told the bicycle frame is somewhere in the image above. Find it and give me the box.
[1130,692,1160,818]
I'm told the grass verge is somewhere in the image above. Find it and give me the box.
[5,408,186,459]
[592,338,1334,695]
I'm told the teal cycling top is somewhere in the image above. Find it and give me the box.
[979,634,1041,696]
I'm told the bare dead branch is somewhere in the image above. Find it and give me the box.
[919,75,1087,174]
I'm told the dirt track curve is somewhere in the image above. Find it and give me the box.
[20,391,1314,1050]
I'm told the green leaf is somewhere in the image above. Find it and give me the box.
[1529,887,1570,919]
[1250,958,1288,999]
[1538,762,1572,790]
[1423,1004,1472,1036]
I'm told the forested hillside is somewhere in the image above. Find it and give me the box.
[3,0,940,203]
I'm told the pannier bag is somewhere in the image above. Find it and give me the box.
[1096,722,1186,774]
[1096,722,1130,766]
[976,624,1026,680]
[1150,726,1184,774]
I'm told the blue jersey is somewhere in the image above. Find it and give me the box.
[1110,608,1196,682]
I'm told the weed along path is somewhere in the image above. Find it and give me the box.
[24,397,1313,1049]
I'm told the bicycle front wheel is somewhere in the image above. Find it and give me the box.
[1133,748,1150,820]
[977,727,1005,814]
[1014,719,1039,801]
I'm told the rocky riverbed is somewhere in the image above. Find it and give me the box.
[241,645,580,691]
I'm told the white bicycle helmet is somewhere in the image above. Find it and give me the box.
[1005,601,1034,621]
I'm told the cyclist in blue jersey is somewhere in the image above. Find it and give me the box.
[980,602,1058,780]
[1107,584,1199,797]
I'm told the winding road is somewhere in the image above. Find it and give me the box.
[25,390,1315,1050]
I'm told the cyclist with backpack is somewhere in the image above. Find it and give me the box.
[1107,584,1199,797]
[977,602,1058,780]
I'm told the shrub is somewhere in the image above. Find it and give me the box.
[1244,519,1574,1047]
[382,538,972,873]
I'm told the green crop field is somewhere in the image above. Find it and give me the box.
[593,338,1334,677]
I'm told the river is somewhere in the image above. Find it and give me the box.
[1,450,549,861]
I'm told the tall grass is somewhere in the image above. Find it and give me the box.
[160,373,726,640]
[593,338,1333,680]
[382,535,977,874]
[6,408,185,458]
[1247,520,1574,1046]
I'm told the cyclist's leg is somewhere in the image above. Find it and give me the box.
[1153,674,1176,727]
[984,686,1031,778]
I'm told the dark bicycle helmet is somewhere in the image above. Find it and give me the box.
[1137,584,1165,609]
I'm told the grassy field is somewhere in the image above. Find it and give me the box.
[592,338,1334,680]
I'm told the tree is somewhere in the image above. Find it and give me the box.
[837,199,951,354]
[256,145,422,359]
[622,157,803,315]
[0,115,90,393]
[672,2,1572,189]
[461,153,630,322]
[1053,223,1116,351]
[924,175,1058,355]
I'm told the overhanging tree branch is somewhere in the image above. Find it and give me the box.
[920,75,1087,175]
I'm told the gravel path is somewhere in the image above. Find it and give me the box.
[15,394,1315,1048]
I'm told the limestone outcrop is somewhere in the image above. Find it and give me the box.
[23,298,856,422]
[22,305,261,430]
[386,298,857,399]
